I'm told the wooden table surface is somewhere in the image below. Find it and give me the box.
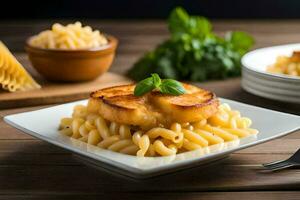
[0,20,300,200]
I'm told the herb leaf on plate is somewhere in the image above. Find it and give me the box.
[159,79,186,95]
[134,73,185,96]
[134,76,156,96]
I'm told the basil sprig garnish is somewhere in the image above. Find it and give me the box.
[134,73,186,96]
[159,79,186,95]
[133,76,156,96]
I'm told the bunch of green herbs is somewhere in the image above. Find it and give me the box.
[128,7,254,81]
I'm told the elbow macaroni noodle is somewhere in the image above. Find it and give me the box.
[59,103,258,157]
[29,22,108,50]
[267,53,300,77]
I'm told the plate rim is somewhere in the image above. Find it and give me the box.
[242,43,300,81]
[242,67,300,86]
[242,81,300,103]
[242,74,300,96]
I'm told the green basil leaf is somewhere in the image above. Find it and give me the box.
[134,77,155,96]
[159,79,186,95]
[151,73,161,88]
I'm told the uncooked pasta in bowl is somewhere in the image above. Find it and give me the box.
[25,22,118,82]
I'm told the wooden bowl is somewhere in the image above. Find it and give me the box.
[25,35,118,82]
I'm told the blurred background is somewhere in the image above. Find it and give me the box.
[2,0,300,53]
[2,0,300,76]
[1,0,300,19]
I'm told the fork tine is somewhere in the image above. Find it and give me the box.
[263,161,293,170]
[265,163,294,171]
[263,159,286,167]
[290,148,300,162]
[263,148,300,171]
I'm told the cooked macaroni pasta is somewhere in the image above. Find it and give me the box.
[29,22,108,49]
[59,103,258,157]
[267,52,300,77]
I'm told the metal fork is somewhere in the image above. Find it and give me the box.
[262,148,300,171]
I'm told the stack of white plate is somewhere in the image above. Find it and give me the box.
[241,43,300,104]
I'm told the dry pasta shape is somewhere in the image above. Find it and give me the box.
[0,41,40,92]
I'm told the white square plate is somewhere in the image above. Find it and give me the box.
[4,99,300,179]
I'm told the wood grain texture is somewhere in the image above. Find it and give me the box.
[0,20,300,200]
[8,53,300,114]
[0,72,131,109]
[0,165,299,193]
[0,192,299,200]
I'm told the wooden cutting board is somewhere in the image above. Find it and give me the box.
[0,72,132,109]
